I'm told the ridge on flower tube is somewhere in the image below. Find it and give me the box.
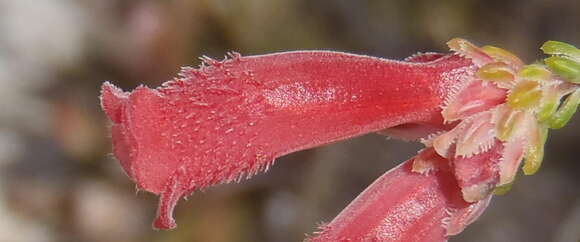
[100,38,580,241]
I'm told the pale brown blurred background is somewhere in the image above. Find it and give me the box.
[1,0,580,241]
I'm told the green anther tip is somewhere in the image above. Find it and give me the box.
[476,63,514,83]
[507,80,543,109]
[519,65,551,81]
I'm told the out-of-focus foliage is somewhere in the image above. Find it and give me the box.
[0,0,579,241]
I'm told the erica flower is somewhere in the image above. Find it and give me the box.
[100,38,580,241]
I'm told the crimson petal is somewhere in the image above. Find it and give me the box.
[309,148,491,242]
[100,51,475,229]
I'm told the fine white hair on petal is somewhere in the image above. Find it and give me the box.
[454,111,496,158]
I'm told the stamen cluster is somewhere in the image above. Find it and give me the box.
[423,39,580,201]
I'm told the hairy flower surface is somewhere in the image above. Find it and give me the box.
[309,148,493,242]
[101,51,474,229]
[101,39,580,241]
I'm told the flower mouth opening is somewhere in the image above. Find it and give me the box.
[424,39,580,201]
[102,82,179,194]
[101,82,138,179]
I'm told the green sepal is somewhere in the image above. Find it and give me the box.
[544,56,580,83]
[541,40,580,61]
[549,89,580,129]
[493,182,513,195]
[537,87,562,122]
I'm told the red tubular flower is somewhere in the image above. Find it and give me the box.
[101,51,474,229]
[101,39,580,240]
[309,148,494,242]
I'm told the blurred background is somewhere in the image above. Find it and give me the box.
[1,0,580,241]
